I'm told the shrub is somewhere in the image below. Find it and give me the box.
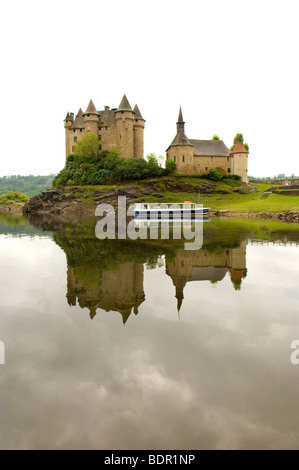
[165,160,176,174]
[0,191,29,204]
[206,168,223,181]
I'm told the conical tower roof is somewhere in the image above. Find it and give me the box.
[231,136,248,154]
[83,99,99,115]
[73,108,85,129]
[64,112,70,121]
[177,106,184,123]
[169,130,192,147]
[117,94,132,111]
[133,104,144,119]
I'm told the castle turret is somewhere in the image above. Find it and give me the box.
[133,104,145,159]
[83,99,99,135]
[231,136,249,183]
[64,112,74,159]
[115,94,135,159]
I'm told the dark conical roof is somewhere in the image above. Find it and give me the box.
[133,104,143,119]
[84,99,98,114]
[177,106,184,123]
[73,108,85,129]
[118,94,132,111]
[64,112,70,121]
[170,130,192,147]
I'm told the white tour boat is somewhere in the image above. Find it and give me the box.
[131,201,209,220]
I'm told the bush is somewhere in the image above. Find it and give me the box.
[165,160,176,175]
[0,191,29,204]
[198,168,241,182]
[206,168,223,181]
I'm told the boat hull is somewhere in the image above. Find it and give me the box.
[133,208,209,219]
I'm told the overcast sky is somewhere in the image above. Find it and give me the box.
[1,0,298,178]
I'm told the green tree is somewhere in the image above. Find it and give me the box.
[231,133,249,152]
[212,135,220,140]
[73,132,101,159]
[146,154,164,177]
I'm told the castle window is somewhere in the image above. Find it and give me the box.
[106,127,108,130]
[227,157,230,161]
[72,146,74,152]
[80,129,82,132]
[182,155,185,162]
[228,168,231,173]
[98,135,102,141]
[174,156,176,162]
[74,136,77,142]
[205,167,208,171]
[211,156,213,161]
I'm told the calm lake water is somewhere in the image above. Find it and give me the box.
[0,213,299,450]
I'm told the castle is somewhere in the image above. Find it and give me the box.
[64,94,145,160]
[64,97,249,182]
[166,108,249,182]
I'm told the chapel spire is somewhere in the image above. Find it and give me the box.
[177,106,185,133]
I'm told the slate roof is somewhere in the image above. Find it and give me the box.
[118,94,132,111]
[133,104,143,119]
[169,129,193,147]
[190,139,231,157]
[84,99,99,114]
[73,108,85,129]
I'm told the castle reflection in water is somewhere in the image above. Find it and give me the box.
[64,240,247,323]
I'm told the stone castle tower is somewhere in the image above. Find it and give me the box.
[166,108,249,182]
[64,94,145,160]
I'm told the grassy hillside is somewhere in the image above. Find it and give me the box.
[69,177,299,213]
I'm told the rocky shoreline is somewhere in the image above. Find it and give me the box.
[21,185,299,223]
[210,209,299,223]
[0,203,24,215]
